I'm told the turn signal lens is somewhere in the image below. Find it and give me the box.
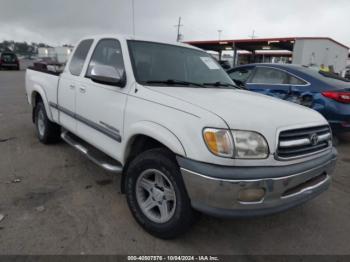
[203,128,234,157]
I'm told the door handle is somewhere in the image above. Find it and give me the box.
[79,86,86,93]
[69,84,75,90]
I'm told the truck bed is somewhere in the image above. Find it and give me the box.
[25,68,60,122]
[27,66,62,76]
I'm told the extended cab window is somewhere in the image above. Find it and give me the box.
[69,39,93,76]
[250,67,307,85]
[86,39,125,78]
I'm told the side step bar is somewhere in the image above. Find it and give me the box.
[61,131,123,174]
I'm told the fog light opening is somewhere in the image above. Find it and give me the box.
[238,188,265,203]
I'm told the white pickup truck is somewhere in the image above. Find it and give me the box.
[25,34,337,239]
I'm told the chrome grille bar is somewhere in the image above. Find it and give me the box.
[277,125,332,160]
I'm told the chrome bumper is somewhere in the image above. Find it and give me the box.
[178,149,337,218]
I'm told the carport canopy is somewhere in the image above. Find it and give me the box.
[185,37,295,53]
[184,37,348,66]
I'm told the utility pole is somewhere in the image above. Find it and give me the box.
[217,30,222,40]
[175,17,183,42]
[249,30,257,39]
[131,0,135,36]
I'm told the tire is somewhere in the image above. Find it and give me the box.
[125,148,196,239]
[34,102,61,144]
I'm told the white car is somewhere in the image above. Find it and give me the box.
[25,34,337,239]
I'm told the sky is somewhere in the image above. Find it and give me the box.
[0,0,349,47]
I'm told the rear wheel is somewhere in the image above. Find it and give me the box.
[125,148,196,239]
[35,102,61,144]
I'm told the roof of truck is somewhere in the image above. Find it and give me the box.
[78,34,201,50]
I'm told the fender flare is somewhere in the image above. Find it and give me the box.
[30,84,54,121]
[124,121,187,163]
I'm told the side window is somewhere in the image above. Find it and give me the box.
[250,67,307,85]
[228,67,254,83]
[287,74,308,85]
[86,39,125,78]
[250,67,288,84]
[69,39,93,76]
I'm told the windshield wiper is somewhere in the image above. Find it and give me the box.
[145,79,205,88]
[202,81,238,88]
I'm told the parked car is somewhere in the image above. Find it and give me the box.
[341,67,350,80]
[26,35,336,239]
[0,51,20,70]
[227,64,350,134]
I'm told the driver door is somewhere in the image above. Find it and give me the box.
[75,38,129,161]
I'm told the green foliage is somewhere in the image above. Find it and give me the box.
[0,40,52,55]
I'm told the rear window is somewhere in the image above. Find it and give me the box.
[299,66,350,87]
[1,53,17,61]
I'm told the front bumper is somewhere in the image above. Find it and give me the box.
[177,148,337,218]
[0,63,19,69]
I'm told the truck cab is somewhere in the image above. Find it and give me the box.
[25,35,337,239]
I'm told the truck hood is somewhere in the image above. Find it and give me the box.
[147,86,327,132]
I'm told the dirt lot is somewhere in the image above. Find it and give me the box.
[0,70,350,255]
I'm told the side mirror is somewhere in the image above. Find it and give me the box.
[89,64,126,87]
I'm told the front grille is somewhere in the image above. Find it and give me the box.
[277,125,331,159]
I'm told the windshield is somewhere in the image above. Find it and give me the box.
[128,40,234,88]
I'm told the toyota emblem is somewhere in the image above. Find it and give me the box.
[310,133,319,146]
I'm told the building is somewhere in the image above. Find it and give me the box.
[185,37,349,73]
[38,46,73,63]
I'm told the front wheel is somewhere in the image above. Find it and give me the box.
[125,148,196,239]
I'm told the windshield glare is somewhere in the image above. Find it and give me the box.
[128,40,234,87]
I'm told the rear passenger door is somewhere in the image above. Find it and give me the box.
[75,38,129,161]
[57,39,93,132]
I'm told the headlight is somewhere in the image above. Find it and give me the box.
[232,130,269,159]
[203,128,269,159]
[203,128,234,158]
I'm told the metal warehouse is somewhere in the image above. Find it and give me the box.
[186,37,349,73]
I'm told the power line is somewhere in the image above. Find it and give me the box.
[174,17,184,42]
